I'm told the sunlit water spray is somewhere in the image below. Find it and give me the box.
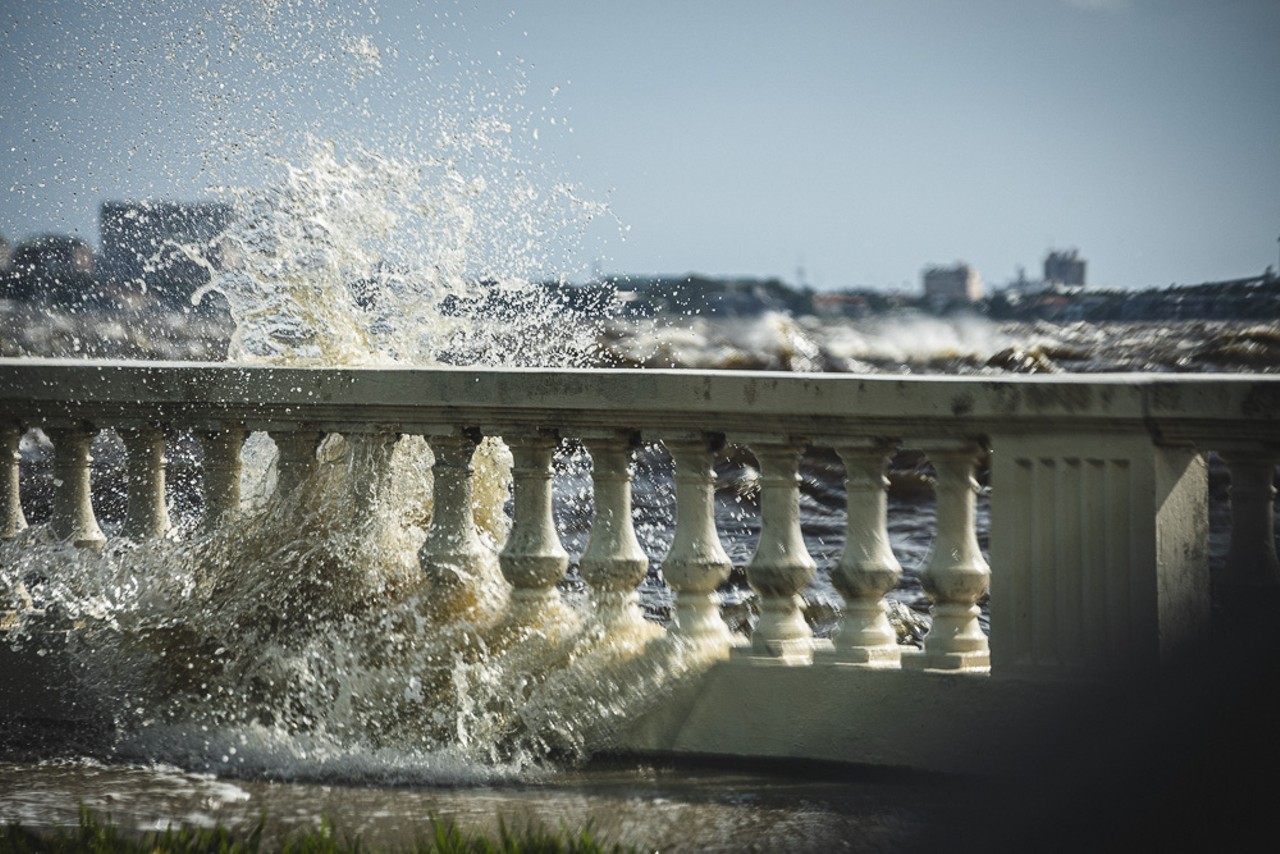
[0,1,718,782]
[2,137,701,778]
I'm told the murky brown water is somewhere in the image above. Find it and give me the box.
[0,756,983,853]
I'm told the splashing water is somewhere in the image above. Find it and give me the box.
[200,136,612,369]
[0,1,717,782]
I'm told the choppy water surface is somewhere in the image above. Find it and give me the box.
[602,312,1280,375]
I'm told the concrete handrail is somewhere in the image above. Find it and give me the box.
[1,359,1276,443]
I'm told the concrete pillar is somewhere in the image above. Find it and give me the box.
[419,429,492,614]
[824,441,903,668]
[989,432,1209,675]
[47,424,106,549]
[197,424,246,528]
[661,434,733,650]
[270,429,322,498]
[119,426,171,541]
[907,441,990,674]
[579,431,649,626]
[1221,447,1280,595]
[734,437,824,665]
[499,432,568,610]
[0,424,26,540]
[346,429,398,521]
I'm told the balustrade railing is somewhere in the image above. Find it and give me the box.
[2,360,1277,681]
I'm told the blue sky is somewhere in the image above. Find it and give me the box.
[2,0,1278,291]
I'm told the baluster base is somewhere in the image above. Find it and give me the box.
[823,643,902,668]
[902,649,990,674]
[731,637,835,667]
[903,602,991,674]
[821,602,903,668]
[730,595,833,666]
[591,590,648,630]
[670,594,736,651]
[501,587,580,636]
[419,549,499,618]
[732,640,839,665]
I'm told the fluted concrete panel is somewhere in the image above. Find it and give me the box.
[991,434,1207,675]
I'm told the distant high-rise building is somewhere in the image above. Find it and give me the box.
[9,234,94,278]
[923,262,983,303]
[2,234,97,302]
[0,234,11,272]
[99,201,234,305]
[1044,249,1086,288]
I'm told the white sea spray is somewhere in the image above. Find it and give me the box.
[0,0,715,781]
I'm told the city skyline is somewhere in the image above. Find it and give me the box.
[2,1,1278,292]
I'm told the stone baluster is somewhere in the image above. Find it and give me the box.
[419,429,493,614]
[1221,446,1280,596]
[1,424,26,540]
[270,428,322,498]
[198,424,247,528]
[579,431,649,626]
[120,425,171,541]
[47,424,106,549]
[735,437,825,665]
[826,441,903,668]
[908,442,990,673]
[661,434,734,649]
[346,429,399,521]
[499,431,569,612]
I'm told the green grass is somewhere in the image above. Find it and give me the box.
[0,807,638,854]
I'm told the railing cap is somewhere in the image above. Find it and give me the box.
[2,358,1276,445]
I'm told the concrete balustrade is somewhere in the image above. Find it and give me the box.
[418,428,491,615]
[499,431,570,615]
[1,424,25,541]
[823,440,902,668]
[579,430,649,626]
[660,433,734,650]
[345,429,398,523]
[271,428,322,499]
[46,424,107,550]
[908,441,991,673]
[197,424,246,527]
[120,425,171,541]
[733,436,827,665]
[2,359,1278,775]
[1220,444,1280,595]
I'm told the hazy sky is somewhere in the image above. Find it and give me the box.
[3,0,1278,291]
